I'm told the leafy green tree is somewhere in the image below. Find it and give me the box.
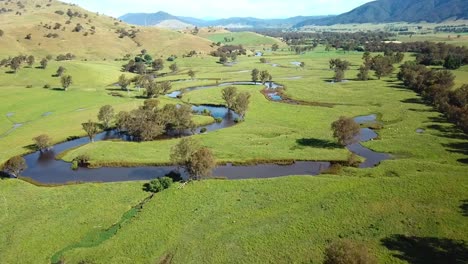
[251,68,259,83]
[188,69,195,80]
[169,63,178,73]
[3,156,27,177]
[82,120,100,142]
[98,105,115,129]
[118,74,131,91]
[40,58,48,69]
[371,55,394,79]
[260,70,270,84]
[444,54,463,70]
[10,57,22,73]
[26,55,35,67]
[233,92,251,120]
[187,148,216,181]
[331,117,360,146]
[329,59,350,82]
[152,58,164,72]
[272,43,279,51]
[170,137,200,172]
[56,66,66,77]
[60,75,73,91]
[357,65,370,81]
[219,55,228,64]
[33,134,52,152]
[222,86,238,109]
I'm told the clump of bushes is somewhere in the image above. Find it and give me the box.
[71,154,90,170]
[322,163,343,175]
[200,128,207,133]
[324,240,376,264]
[143,177,173,193]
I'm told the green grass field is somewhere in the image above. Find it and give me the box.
[200,31,285,48]
[0,43,467,264]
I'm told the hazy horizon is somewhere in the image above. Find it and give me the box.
[62,0,375,19]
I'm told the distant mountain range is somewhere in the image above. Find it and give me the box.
[120,0,468,29]
[119,11,331,29]
[296,0,468,27]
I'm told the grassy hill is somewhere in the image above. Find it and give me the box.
[0,0,213,59]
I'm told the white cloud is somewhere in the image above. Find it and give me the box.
[63,0,375,18]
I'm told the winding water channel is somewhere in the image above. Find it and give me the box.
[19,82,391,184]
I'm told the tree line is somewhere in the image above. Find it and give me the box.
[398,62,468,133]
[365,41,468,70]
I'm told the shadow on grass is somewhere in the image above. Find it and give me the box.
[460,200,468,217]
[23,144,37,151]
[401,98,426,105]
[297,138,341,149]
[443,142,468,156]
[381,235,468,264]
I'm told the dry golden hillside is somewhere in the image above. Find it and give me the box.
[0,0,214,59]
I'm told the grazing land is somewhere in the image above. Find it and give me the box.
[0,1,467,264]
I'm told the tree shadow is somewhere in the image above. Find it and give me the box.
[401,98,425,105]
[5,70,16,74]
[296,138,341,149]
[381,235,468,264]
[23,144,37,151]
[0,171,11,179]
[443,142,468,156]
[51,88,65,91]
[460,200,468,217]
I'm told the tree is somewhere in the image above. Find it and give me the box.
[324,240,376,264]
[300,62,306,69]
[170,137,200,171]
[187,148,216,181]
[272,43,279,51]
[219,55,228,64]
[222,86,238,109]
[10,57,22,73]
[331,117,361,146]
[98,105,115,129]
[251,68,259,83]
[444,54,463,70]
[33,134,52,152]
[170,138,216,181]
[26,55,35,67]
[40,58,48,69]
[357,65,370,81]
[117,74,131,91]
[329,59,350,82]
[82,120,100,142]
[260,58,267,64]
[56,66,66,77]
[61,75,73,91]
[260,70,270,84]
[169,63,178,73]
[3,156,27,177]
[188,69,195,80]
[233,92,251,120]
[152,58,164,72]
[371,55,394,79]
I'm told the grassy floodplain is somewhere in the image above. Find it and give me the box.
[0,40,467,264]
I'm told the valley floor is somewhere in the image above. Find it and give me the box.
[0,48,467,263]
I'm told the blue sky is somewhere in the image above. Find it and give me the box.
[63,0,375,19]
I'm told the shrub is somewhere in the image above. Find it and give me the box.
[144,179,163,193]
[200,127,207,133]
[74,154,90,167]
[159,177,173,189]
[43,84,51,89]
[214,117,223,123]
[26,85,33,88]
[71,160,78,170]
[347,153,361,167]
[324,240,376,264]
